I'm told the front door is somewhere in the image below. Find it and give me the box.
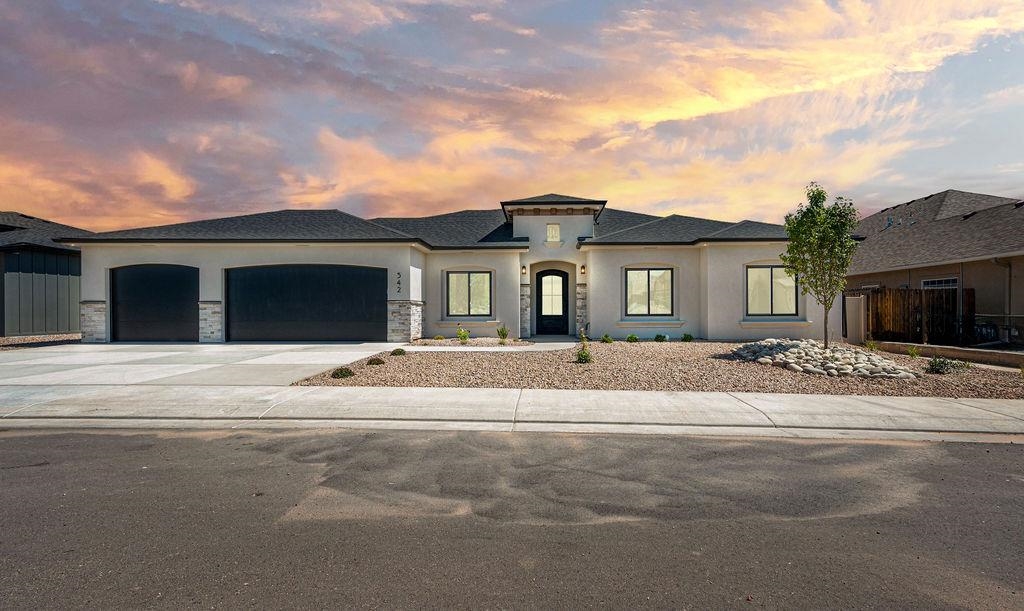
[536,270,569,335]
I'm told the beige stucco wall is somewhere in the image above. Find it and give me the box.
[701,243,841,342]
[80,242,423,303]
[421,250,521,339]
[584,245,701,339]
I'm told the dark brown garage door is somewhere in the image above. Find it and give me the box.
[225,264,387,341]
[111,265,199,342]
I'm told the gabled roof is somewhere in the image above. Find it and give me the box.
[849,189,1024,275]
[372,209,526,249]
[500,193,607,205]
[67,209,420,244]
[0,212,92,253]
[581,214,787,245]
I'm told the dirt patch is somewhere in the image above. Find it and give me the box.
[298,341,1024,399]
[0,334,80,350]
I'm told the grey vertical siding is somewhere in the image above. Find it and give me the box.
[2,249,81,336]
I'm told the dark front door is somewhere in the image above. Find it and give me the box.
[225,264,387,341]
[111,264,199,342]
[536,269,569,335]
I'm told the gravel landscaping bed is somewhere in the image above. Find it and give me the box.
[411,337,533,347]
[0,333,80,350]
[298,341,1024,398]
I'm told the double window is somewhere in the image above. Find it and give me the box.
[625,268,673,315]
[446,271,492,316]
[746,265,797,316]
[546,223,560,242]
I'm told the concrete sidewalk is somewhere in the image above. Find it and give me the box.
[1,385,1023,442]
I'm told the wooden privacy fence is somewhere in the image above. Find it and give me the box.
[844,287,975,345]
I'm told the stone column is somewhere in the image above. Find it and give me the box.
[80,300,108,343]
[199,301,224,343]
[575,283,588,337]
[519,284,531,338]
[387,300,424,342]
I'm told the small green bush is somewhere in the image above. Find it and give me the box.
[906,345,920,358]
[433,335,445,341]
[600,334,613,343]
[575,335,592,363]
[456,326,470,345]
[926,356,968,374]
[626,334,639,343]
[864,340,879,351]
[366,357,385,366]
[390,348,406,356]
[331,367,354,379]
[681,333,694,342]
[497,325,510,345]
[654,334,667,342]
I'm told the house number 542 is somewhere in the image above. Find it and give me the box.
[395,272,402,295]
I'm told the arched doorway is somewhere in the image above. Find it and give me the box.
[536,269,569,335]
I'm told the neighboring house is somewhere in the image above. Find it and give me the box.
[1,212,92,337]
[59,194,839,343]
[848,189,1024,340]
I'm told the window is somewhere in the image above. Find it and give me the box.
[447,271,491,316]
[746,266,798,316]
[546,223,560,242]
[625,268,673,315]
[541,275,563,315]
[922,278,957,290]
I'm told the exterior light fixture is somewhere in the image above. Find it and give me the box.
[580,265,587,275]
[521,265,527,275]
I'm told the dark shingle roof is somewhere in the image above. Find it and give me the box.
[0,212,92,252]
[372,209,526,249]
[849,189,1024,275]
[70,209,417,243]
[583,214,787,245]
[500,193,607,204]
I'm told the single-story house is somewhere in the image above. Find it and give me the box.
[1,212,92,337]
[847,189,1024,341]
[58,194,839,343]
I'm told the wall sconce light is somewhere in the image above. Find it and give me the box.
[580,265,587,275]
[521,265,527,275]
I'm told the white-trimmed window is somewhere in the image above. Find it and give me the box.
[546,223,560,242]
[922,278,957,290]
[625,268,673,315]
[447,271,491,316]
[746,266,798,316]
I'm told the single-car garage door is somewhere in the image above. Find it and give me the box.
[226,264,387,341]
[111,264,200,342]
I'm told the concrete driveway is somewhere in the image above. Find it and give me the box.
[0,342,400,386]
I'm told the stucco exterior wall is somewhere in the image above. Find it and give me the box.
[421,250,521,339]
[584,246,701,340]
[701,243,840,342]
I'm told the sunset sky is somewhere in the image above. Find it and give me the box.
[2,0,1023,231]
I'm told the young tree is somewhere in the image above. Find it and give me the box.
[780,182,859,348]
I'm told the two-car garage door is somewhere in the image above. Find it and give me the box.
[110,264,387,342]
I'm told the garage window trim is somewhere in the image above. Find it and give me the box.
[746,265,798,317]
[624,268,673,316]
[446,271,493,317]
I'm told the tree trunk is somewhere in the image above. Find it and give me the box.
[823,305,831,348]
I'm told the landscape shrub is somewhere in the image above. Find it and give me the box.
[626,334,639,343]
[906,345,920,358]
[864,340,879,351]
[681,333,694,342]
[497,325,510,345]
[925,356,968,374]
[366,357,386,366]
[575,333,592,364]
[331,367,354,379]
[600,334,613,343]
[433,335,445,340]
[456,326,470,345]
[654,334,667,342]
[390,348,406,356]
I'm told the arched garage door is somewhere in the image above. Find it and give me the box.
[226,264,387,341]
[111,265,199,342]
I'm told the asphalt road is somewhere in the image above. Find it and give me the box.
[1,429,1021,608]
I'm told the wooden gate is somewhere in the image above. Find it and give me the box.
[846,287,974,345]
